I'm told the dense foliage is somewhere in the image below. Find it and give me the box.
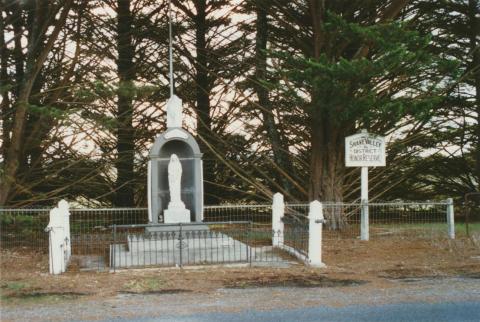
[0,0,478,207]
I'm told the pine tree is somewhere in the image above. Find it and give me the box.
[0,0,75,205]
[257,0,458,225]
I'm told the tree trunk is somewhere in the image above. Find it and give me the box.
[309,96,347,229]
[195,1,211,134]
[469,0,480,191]
[115,0,135,207]
[309,0,343,204]
[194,0,216,203]
[0,6,10,159]
[308,0,346,229]
[254,0,295,197]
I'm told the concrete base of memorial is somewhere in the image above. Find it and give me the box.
[109,232,287,269]
[110,232,249,268]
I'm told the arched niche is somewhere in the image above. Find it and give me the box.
[148,128,203,223]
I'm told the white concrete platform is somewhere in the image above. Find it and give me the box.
[110,232,251,268]
[126,232,240,253]
[110,232,289,268]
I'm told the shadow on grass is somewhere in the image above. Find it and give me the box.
[224,275,367,289]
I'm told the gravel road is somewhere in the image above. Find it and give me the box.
[2,277,480,322]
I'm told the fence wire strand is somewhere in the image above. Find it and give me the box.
[1,201,457,271]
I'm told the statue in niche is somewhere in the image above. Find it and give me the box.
[166,95,183,128]
[168,154,185,209]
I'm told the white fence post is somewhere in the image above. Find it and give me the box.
[59,200,71,261]
[45,200,71,275]
[272,193,284,247]
[447,198,455,239]
[147,159,152,223]
[360,199,369,241]
[308,200,326,267]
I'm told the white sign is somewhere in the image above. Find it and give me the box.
[345,132,386,167]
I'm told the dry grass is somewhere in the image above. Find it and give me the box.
[1,235,479,306]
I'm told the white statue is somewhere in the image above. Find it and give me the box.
[168,154,184,208]
[166,95,183,128]
[164,153,190,223]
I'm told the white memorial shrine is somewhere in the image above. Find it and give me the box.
[147,95,203,224]
[147,4,204,224]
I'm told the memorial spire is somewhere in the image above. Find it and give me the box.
[168,0,174,97]
[165,0,183,128]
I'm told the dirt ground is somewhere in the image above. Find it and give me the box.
[1,236,479,307]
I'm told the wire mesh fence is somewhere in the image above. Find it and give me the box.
[369,202,449,238]
[0,208,50,250]
[203,204,272,223]
[464,193,480,237]
[322,203,361,243]
[320,202,450,245]
[0,208,148,252]
[70,233,113,271]
[1,201,452,263]
[69,208,148,234]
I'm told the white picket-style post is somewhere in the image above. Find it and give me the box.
[272,193,284,247]
[59,199,71,261]
[447,198,455,239]
[308,200,326,267]
[147,160,153,223]
[46,206,65,275]
[46,200,71,275]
